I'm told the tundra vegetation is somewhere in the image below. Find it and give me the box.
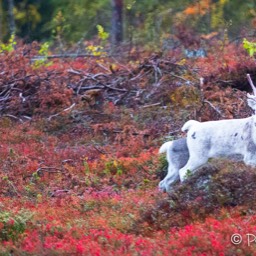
[0,37,255,255]
[1,1,256,254]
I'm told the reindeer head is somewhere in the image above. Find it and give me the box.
[246,74,256,112]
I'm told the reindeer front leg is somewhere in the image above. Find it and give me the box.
[243,151,256,167]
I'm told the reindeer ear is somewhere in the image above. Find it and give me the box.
[247,93,256,111]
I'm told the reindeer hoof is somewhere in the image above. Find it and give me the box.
[158,180,167,193]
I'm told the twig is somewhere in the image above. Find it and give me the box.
[170,74,191,83]
[22,116,32,120]
[2,114,23,122]
[140,102,161,109]
[96,62,111,73]
[101,129,150,137]
[111,57,132,73]
[152,64,161,84]
[93,145,110,155]
[67,69,83,76]
[8,180,20,196]
[62,159,74,164]
[36,166,62,174]
[47,103,76,121]
[0,93,11,102]
[50,189,70,197]
[63,103,76,112]
[23,166,63,181]
[78,85,104,93]
[91,73,108,79]
[203,100,225,117]
[130,70,151,81]
[104,84,128,92]
[216,80,233,84]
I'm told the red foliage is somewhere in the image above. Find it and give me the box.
[0,41,255,255]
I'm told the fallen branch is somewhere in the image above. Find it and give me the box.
[47,103,76,121]
[32,53,116,60]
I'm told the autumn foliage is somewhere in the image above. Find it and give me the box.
[0,39,256,255]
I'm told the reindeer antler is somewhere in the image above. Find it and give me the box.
[247,74,256,96]
[246,74,256,113]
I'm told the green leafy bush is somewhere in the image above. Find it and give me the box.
[0,34,16,53]
[0,210,33,242]
[243,38,256,57]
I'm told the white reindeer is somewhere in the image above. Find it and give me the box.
[159,74,256,192]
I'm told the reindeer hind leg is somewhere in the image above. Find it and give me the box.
[179,155,208,182]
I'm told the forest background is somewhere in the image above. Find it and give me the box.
[2,0,256,48]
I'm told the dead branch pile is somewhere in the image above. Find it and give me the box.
[0,44,252,122]
[0,48,198,119]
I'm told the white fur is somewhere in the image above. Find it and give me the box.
[159,93,256,192]
[181,120,199,132]
[159,141,173,154]
[178,95,256,183]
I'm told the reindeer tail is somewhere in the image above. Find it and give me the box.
[159,141,173,154]
[181,120,199,132]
